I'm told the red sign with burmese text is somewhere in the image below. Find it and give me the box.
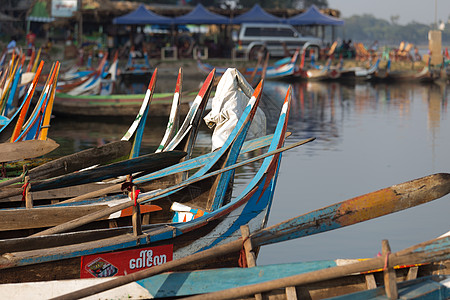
[80,244,173,278]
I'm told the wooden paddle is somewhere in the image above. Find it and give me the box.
[0,139,59,163]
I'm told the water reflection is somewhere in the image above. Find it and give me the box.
[259,80,450,264]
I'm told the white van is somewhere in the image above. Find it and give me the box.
[233,23,322,59]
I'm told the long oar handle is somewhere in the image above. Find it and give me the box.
[32,138,315,237]
[252,172,450,247]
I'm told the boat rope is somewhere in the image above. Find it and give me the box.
[384,251,391,270]
[21,181,29,202]
[238,236,249,268]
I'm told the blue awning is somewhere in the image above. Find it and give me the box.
[287,5,344,26]
[173,4,230,25]
[113,4,173,25]
[232,4,284,24]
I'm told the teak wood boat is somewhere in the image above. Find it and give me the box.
[0,80,296,283]
[42,171,450,300]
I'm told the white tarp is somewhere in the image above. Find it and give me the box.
[204,68,266,151]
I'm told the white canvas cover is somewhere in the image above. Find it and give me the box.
[204,68,266,151]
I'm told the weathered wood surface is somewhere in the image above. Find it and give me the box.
[0,203,162,231]
[1,261,448,299]
[0,182,117,205]
[0,139,59,163]
[0,141,132,188]
[29,150,187,192]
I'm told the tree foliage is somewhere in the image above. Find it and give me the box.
[337,14,450,45]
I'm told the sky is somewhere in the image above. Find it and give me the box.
[327,0,450,25]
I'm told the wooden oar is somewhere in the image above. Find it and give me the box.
[49,175,450,300]
[251,172,450,247]
[31,138,315,237]
[0,139,59,163]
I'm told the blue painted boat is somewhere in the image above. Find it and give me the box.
[0,79,296,283]
[197,50,299,81]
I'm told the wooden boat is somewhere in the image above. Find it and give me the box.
[197,50,298,81]
[0,67,158,182]
[119,49,153,80]
[56,54,109,95]
[18,175,450,299]
[0,61,45,142]
[0,81,297,282]
[0,68,213,202]
[20,261,448,299]
[0,74,261,237]
[0,61,60,166]
[0,133,279,209]
[305,58,334,80]
[353,57,381,80]
[52,89,199,117]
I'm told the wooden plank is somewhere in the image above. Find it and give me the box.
[365,274,377,289]
[285,286,298,300]
[0,182,117,204]
[407,266,419,280]
[0,203,162,231]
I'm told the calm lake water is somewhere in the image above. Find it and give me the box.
[48,79,450,265]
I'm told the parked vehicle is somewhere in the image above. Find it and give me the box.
[233,23,322,59]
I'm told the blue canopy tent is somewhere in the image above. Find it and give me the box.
[232,4,284,24]
[173,4,230,24]
[287,5,343,45]
[113,4,173,25]
[286,5,344,26]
